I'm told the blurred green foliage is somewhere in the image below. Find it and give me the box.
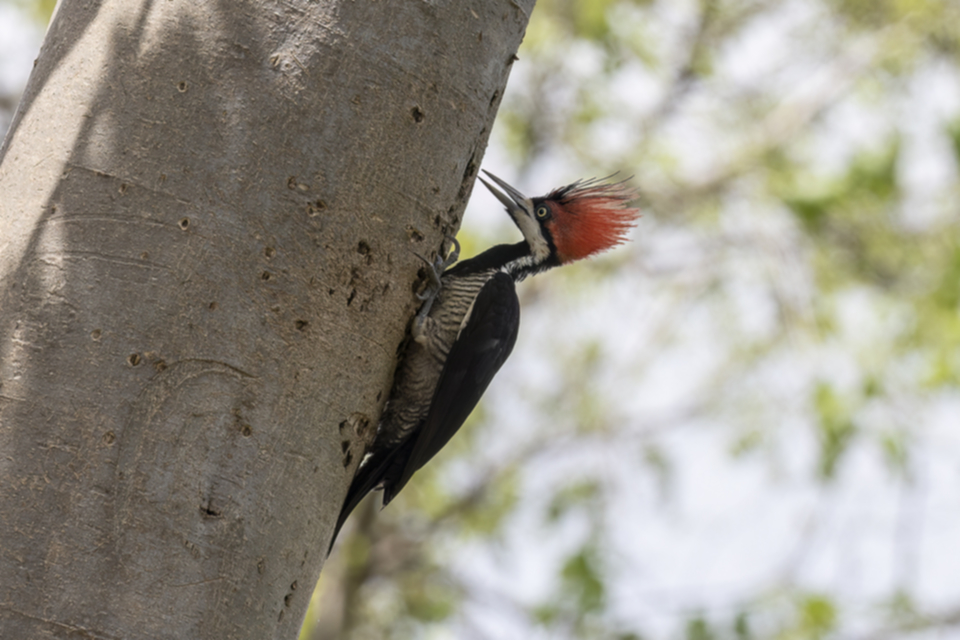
[687,616,718,640]
[795,594,838,640]
[547,480,601,522]
[812,381,857,479]
[4,0,56,23]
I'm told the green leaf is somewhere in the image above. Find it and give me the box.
[8,0,56,24]
[884,589,922,626]
[560,545,606,614]
[880,430,909,476]
[402,577,460,623]
[847,137,900,202]
[930,244,960,310]
[784,193,835,234]
[798,593,837,639]
[734,611,752,640]
[547,480,601,522]
[946,117,960,168]
[686,616,715,640]
[730,429,765,457]
[813,382,857,480]
[459,467,520,536]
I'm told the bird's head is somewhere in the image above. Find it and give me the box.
[479,170,640,265]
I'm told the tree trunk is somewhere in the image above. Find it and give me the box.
[0,1,532,638]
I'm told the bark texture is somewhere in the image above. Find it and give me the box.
[0,1,533,638]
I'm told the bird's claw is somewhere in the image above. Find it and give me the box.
[414,235,460,317]
[413,252,443,301]
[439,235,461,270]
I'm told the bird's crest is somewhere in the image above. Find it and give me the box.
[545,176,641,263]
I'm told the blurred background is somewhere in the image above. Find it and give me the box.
[5,1,960,638]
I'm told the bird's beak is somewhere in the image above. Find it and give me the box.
[478,171,533,227]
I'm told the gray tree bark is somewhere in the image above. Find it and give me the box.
[0,1,532,638]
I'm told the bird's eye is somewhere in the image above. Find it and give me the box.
[536,205,549,219]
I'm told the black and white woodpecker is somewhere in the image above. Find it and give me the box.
[329,171,640,552]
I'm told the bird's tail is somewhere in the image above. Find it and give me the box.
[326,446,392,554]
[327,435,421,555]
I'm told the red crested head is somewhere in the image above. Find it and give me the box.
[479,171,641,272]
[538,176,641,264]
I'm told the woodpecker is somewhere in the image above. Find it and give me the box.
[329,171,639,552]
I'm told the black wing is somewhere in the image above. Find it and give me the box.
[327,272,520,554]
[384,270,520,503]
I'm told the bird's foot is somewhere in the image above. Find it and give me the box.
[413,236,460,319]
[414,235,460,299]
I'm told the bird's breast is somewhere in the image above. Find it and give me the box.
[373,269,497,449]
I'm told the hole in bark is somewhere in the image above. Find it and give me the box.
[264,246,276,258]
[357,416,370,435]
[177,81,187,92]
[178,217,189,230]
[407,226,425,242]
[411,105,425,123]
[128,353,141,366]
[295,320,308,331]
[102,431,116,445]
[463,156,478,183]
[90,329,101,341]
[241,424,253,437]
[208,301,218,311]
[261,271,271,281]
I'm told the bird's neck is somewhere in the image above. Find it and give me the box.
[446,242,559,282]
